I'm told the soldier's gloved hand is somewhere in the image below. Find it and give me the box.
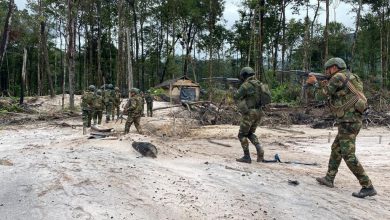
[306,74,317,85]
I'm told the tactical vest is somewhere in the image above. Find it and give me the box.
[246,80,271,108]
[237,78,271,113]
[93,94,104,110]
[103,90,111,103]
[329,71,367,117]
[81,91,94,109]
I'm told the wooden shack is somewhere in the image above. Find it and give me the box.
[155,76,200,102]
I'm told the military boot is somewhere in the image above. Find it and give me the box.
[255,144,264,162]
[352,186,377,198]
[236,150,251,163]
[316,177,334,188]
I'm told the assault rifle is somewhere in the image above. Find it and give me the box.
[276,70,328,82]
[277,70,329,104]
[200,77,241,88]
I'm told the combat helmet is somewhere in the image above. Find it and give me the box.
[239,67,255,80]
[88,85,96,92]
[108,84,114,90]
[115,87,120,91]
[324,57,347,70]
[130,88,139,95]
[96,89,102,95]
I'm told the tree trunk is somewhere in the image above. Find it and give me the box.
[303,4,310,71]
[126,27,133,96]
[281,0,286,76]
[20,48,27,105]
[42,22,55,97]
[97,1,102,86]
[129,0,139,88]
[350,0,362,72]
[324,0,329,63]
[117,0,124,89]
[0,0,14,71]
[257,0,265,78]
[67,0,77,110]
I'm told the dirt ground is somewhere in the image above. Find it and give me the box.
[1,95,389,220]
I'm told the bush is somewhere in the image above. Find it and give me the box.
[271,83,301,104]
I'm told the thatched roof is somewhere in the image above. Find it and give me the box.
[155,76,199,89]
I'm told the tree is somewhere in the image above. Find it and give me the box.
[0,0,14,95]
[67,0,77,110]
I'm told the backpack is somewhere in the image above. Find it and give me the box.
[248,80,272,107]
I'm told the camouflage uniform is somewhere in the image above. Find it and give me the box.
[112,87,121,120]
[92,90,104,125]
[103,85,113,122]
[145,92,153,117]
[314,69,372,188]
[234,74,265,163]
[140,92,145,117]
[124,90,143,134]
[81,87,95,127]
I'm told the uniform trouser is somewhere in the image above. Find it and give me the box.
[124,116,142,134]
[238,110,262,151]
[105,102,113,120]
[146,102,153,117]
[93,110,103,125]
[141,102,145,116]
[325,121,372,187]
[112,104,120,119]
[82,109,92,127]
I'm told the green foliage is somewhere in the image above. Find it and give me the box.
[149,88,165,96]
[271,84,300,105]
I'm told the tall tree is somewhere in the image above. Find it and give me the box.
[0,0,14,95]
[67,0,77,110]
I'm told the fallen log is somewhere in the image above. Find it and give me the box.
[153,101,211,111]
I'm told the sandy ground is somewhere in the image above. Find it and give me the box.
[1,96,390,220]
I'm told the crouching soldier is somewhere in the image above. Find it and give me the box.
[93,89,104,125]
[123,88,143,134]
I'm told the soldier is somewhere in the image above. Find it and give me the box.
[145,90,154,117]
[93,89,104,125]
[123,88,143,134]
[103,84,114,122]
[140,91,145,117]
[306,57,377,198]
[112,87,121,120]
[81,85,95,128]
[234,67,271,163]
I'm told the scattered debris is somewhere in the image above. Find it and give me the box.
[288,180,299,186]
[0,159,14,166]
[262,154,318,166]
[132,142,158,158]
[207,139,233,147]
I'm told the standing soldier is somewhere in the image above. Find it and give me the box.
[123,88,143,134]
[93,89,104,125]
[81,85,95,128]
[140,91,145,117]
[103,84,114,122]
[234,67,271,163]
[112,87,121,120]
[145,90,154,117]
[306,57,376,198]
